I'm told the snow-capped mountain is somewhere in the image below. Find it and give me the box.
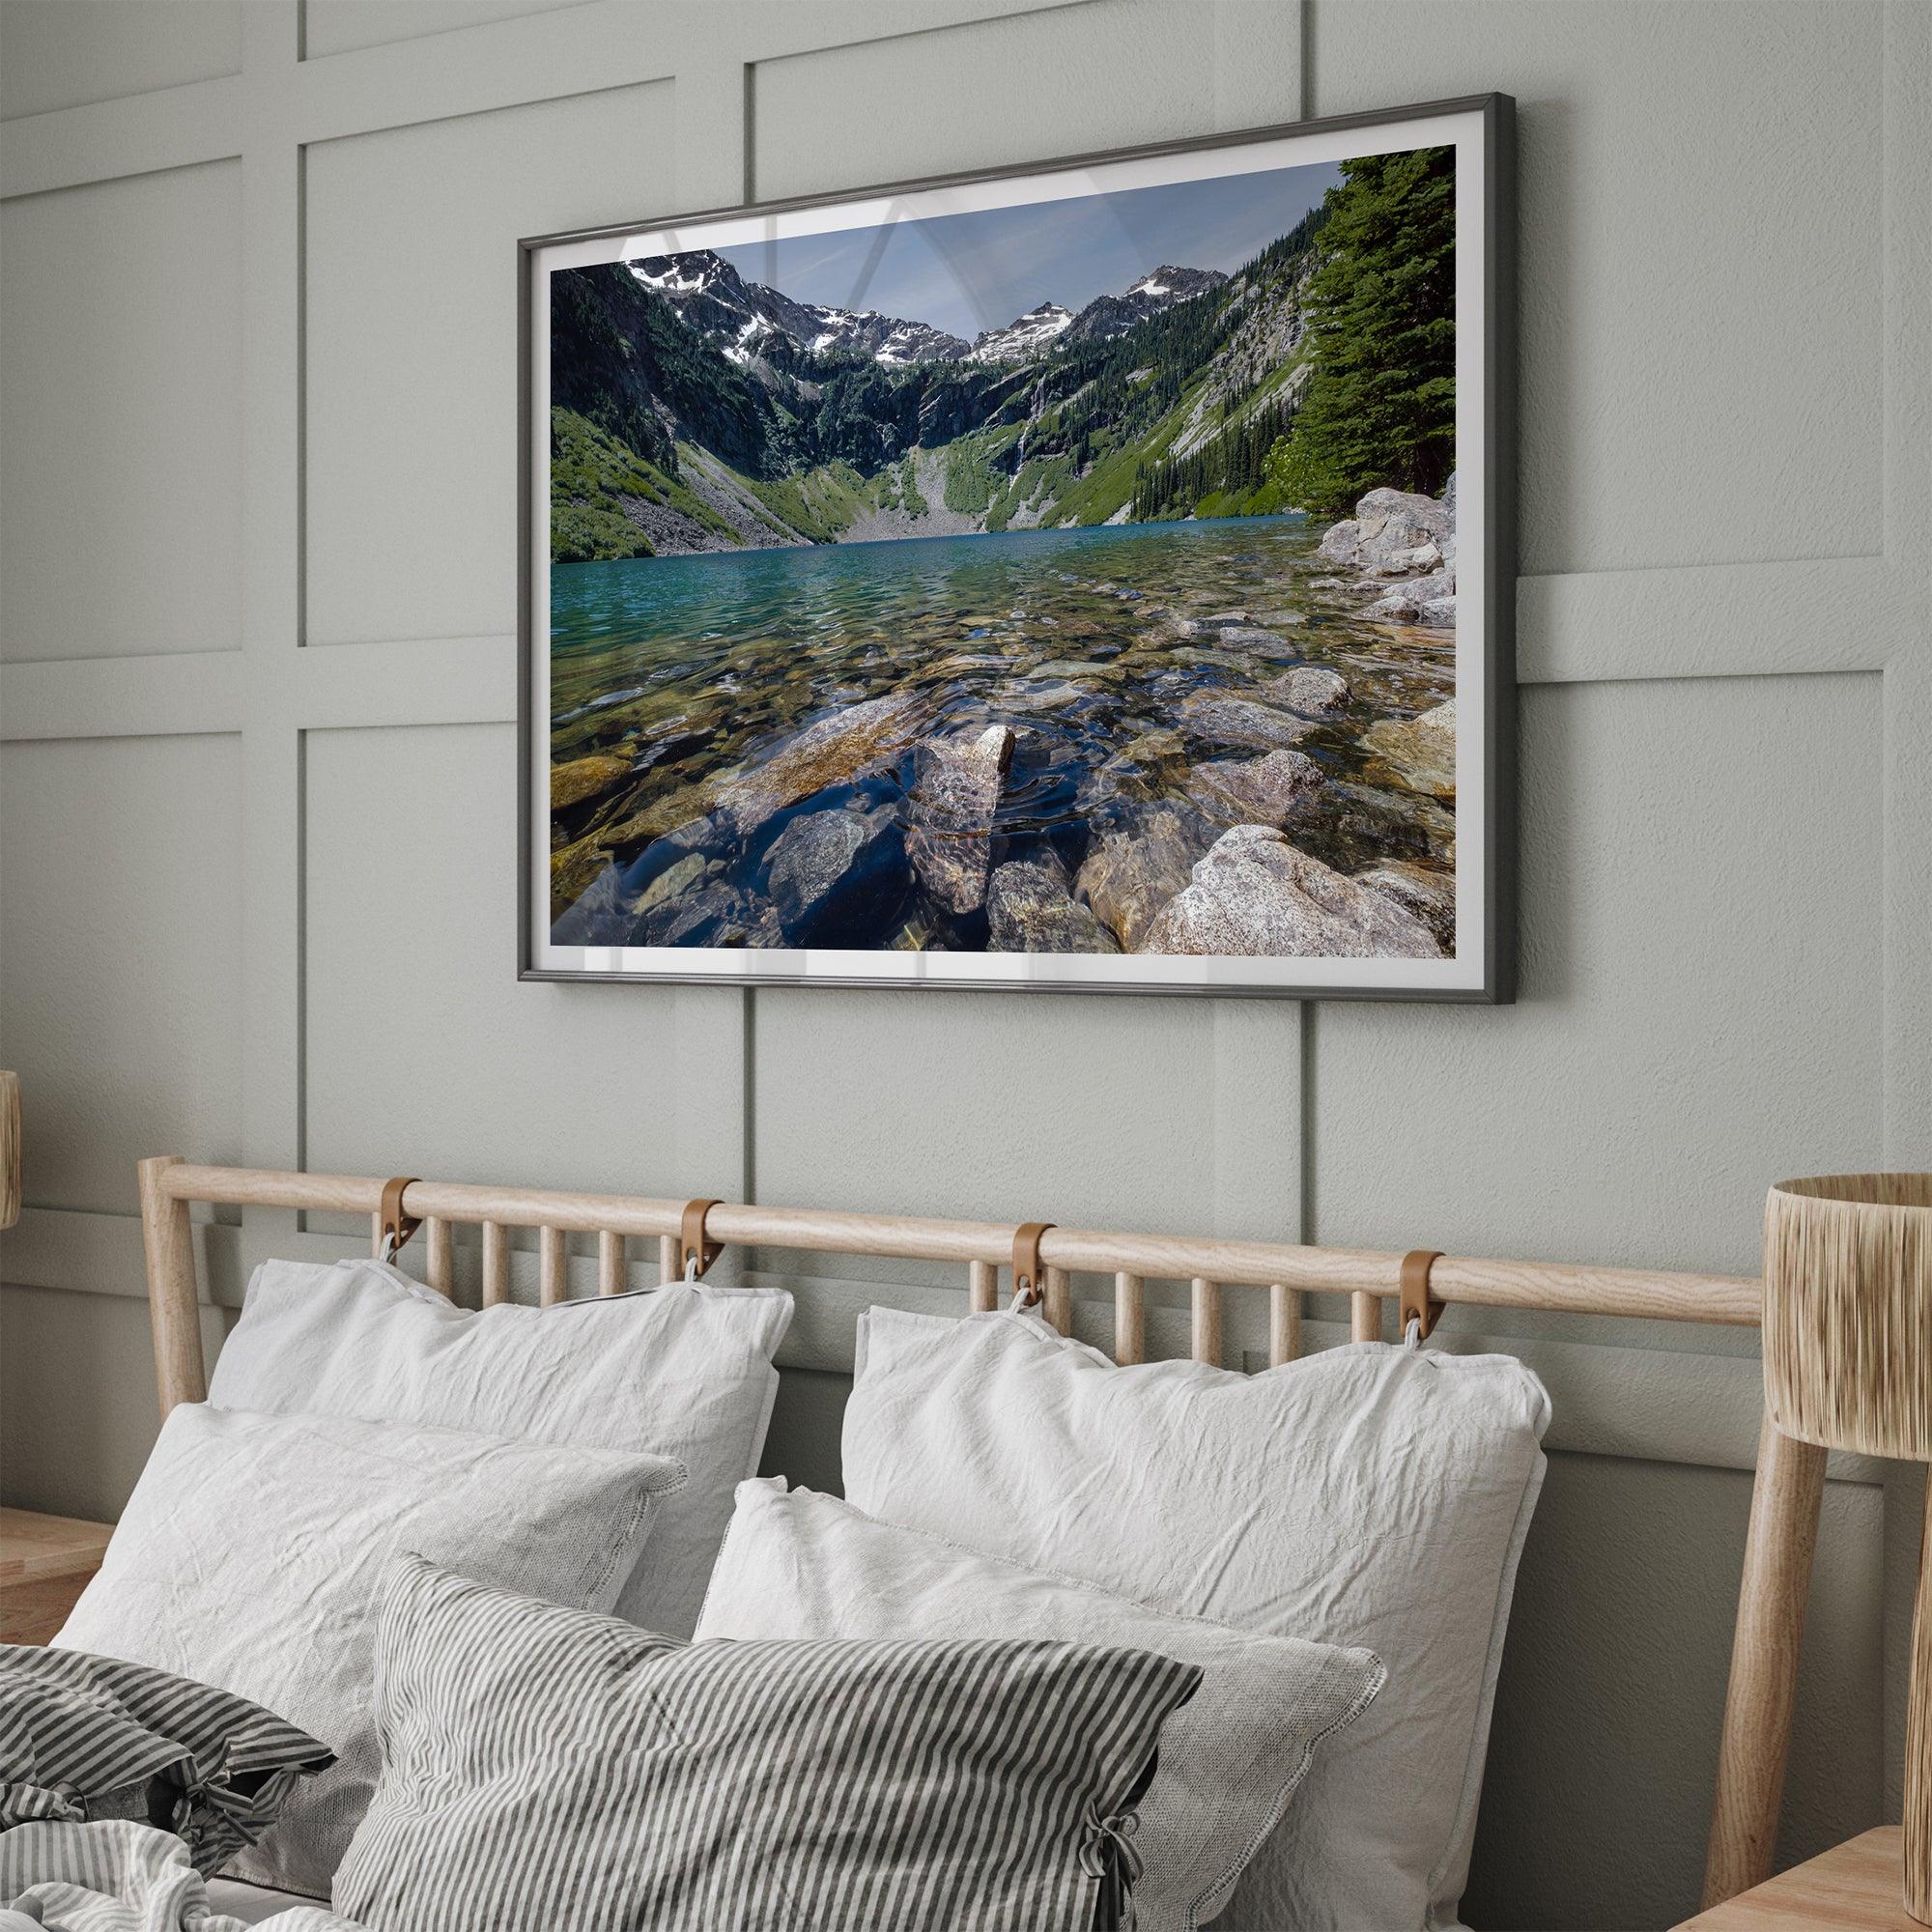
[967,301,1074,362]
[808,312,973,364]
[626,251,969,367]
[625,248,1229,371]
[1061,266,1228,346]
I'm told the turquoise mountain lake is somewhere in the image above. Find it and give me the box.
[548,515,1455,953]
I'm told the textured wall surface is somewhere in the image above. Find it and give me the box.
[1,4,1926,1926]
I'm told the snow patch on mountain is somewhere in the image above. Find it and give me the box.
[969,302,1075,362]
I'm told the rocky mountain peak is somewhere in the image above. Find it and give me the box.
[968,301,1076,362]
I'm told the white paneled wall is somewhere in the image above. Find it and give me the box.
[1,4,1926,1925]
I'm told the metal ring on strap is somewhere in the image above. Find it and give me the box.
[680,1198,724,1279]
[1011,1222,1055,1310]
[380,1177,422,1260]
[1400,1248,1445,1342]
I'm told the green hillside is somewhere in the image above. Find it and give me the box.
[548,149,1456,556]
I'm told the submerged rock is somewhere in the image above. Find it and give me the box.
[1362,698,1458,798]
[634,880,782,949]
[1030,660,1124,683]
[1179,692,1319,751]
[550,859,627,944]
[715,694,929,834]
[631,850,708,919]
[762,803,907,943]
[1075,804,1210,952]
[590,777,730,854]
[1186,750,1324,827]
[1103,728,1186,773]
[995,677,1091,713]
[1145,826,1442,958]
[987,853,1120,953]
[550,839,612,924]
[550,753,633,810]
[905,724,1013,914]
[1353,860,1457,950]
[1269,666,1350,719]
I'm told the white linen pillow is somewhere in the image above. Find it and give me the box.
[207,1254,792,1637]
[695,1477,1385,1932]
[841,1308,1550,1932]
[54,1403,683,1902]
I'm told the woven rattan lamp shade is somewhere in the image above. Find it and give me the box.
[1764,1174,1930,1460]
[1763,1173,1930,1921]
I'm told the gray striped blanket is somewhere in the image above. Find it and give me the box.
[0,1648,332,1879]
[0,1820,363,1930]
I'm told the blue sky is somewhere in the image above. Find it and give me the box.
[703,159,1340,343]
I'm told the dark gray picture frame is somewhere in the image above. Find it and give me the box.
[520,93,1515,1001]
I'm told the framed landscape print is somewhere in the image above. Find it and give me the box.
[521,94,1514,998]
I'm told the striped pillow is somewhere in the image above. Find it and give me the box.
[0,1646,333,1876]
[336,1554,1203,1932]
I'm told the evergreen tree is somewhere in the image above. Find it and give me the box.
[1264,146,1456,515]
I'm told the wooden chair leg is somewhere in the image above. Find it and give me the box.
[1702,1415,1829,1907]
[1906,1476,1931,1924]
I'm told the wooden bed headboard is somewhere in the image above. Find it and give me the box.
[134,1152,1821,1911]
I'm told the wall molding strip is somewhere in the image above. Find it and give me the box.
[0,75,244,201]
[0,652,242,741]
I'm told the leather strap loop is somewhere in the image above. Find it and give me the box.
[1399,1248,1445,1342]
[1011,1222,1055,1310]
[680,1199,723,1279]
[379,1177,421,1259]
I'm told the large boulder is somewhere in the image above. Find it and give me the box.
[762,803,907,944]
[1186,750,1324,827]
[1353,860,1457,950]
[904,724,1013,914]
[1144,826,1441,958]
[1074,804,1211,951]
[1362,698,1457,798]
[987,853,1120,953]
[1316,520,1363,565]
[714,694,929,834]
[1179,692,1319,751]
[1352,487,1453,564]
[1319,487,1452,573]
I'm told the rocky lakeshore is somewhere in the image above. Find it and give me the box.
[548,507,1457,959]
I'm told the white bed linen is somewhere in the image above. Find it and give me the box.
[55,1404,683,1901]
[208,1256,792,1638]
[842,1308,1551,1932]
[202,1880,331,1928]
